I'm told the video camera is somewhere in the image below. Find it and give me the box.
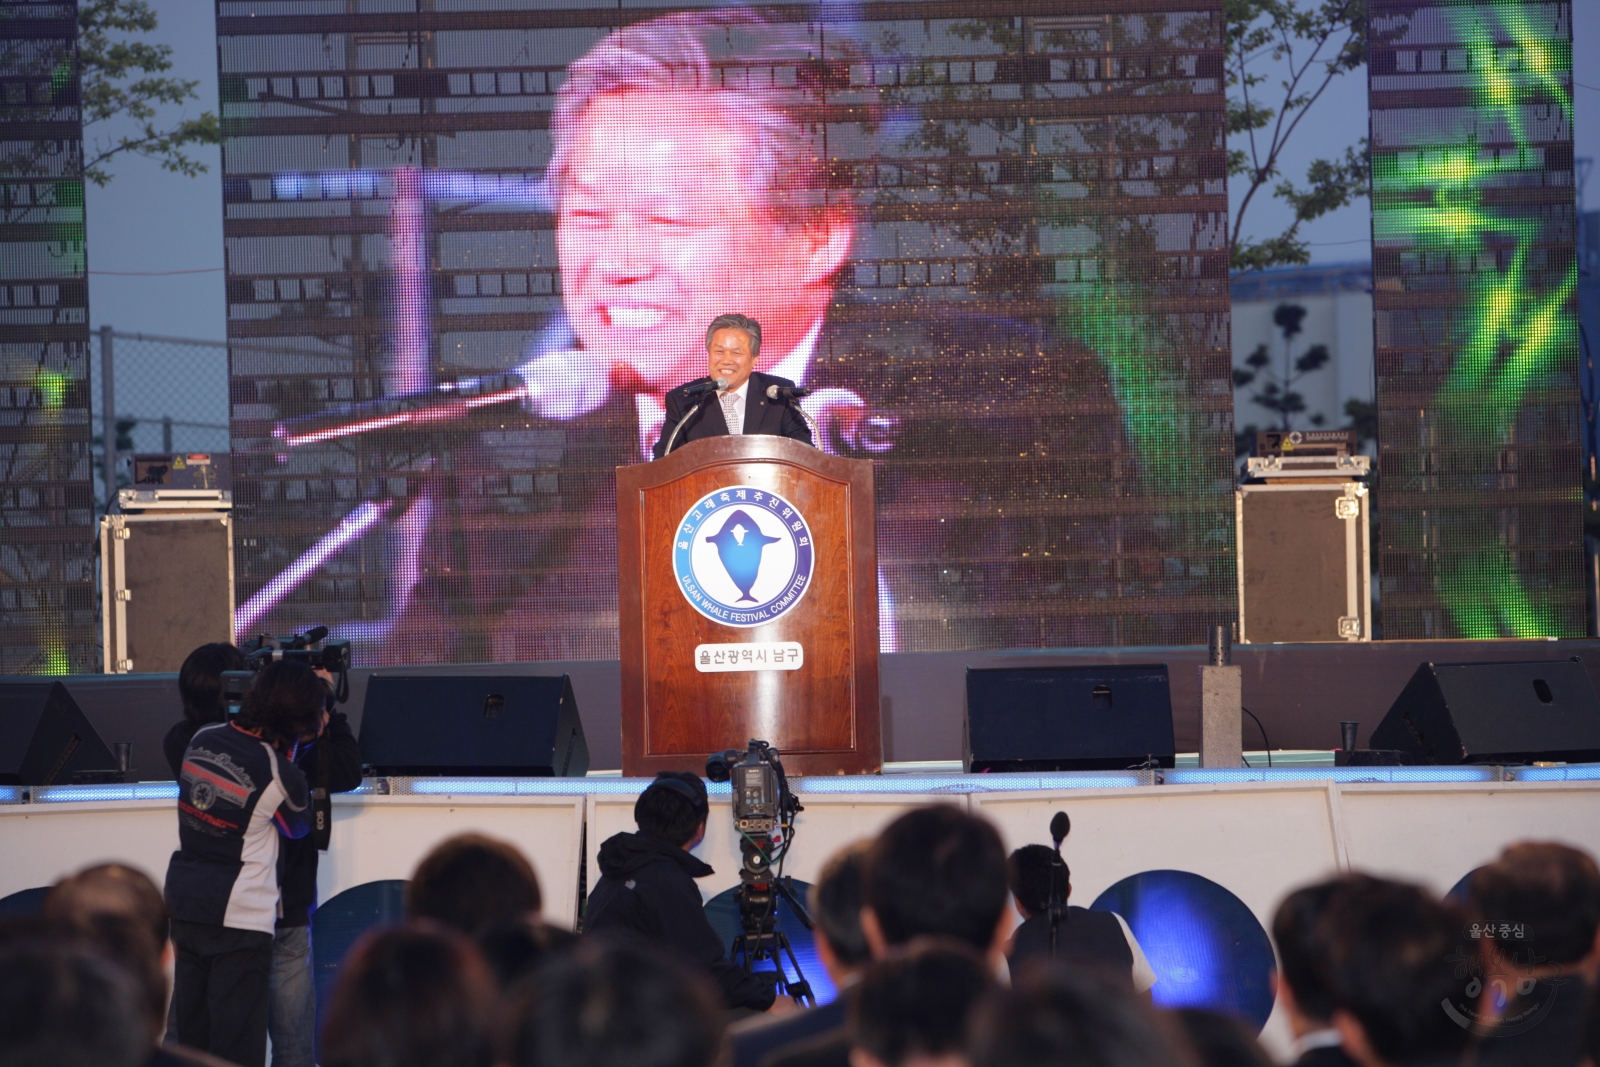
[705,740,813,1005]
[222,626,353,716]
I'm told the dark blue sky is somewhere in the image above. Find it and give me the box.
[82,2,1600,342]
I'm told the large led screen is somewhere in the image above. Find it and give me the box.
[1,0,96,674]
[1369,0,1582,639]
[220,2,1236,664]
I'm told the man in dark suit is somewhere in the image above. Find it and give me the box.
[1273,880,1360,1067]
[1466,843,1600,1067]
[1319,878,1474,1067]
[761,806,1013,1067]
[653,314,813,459]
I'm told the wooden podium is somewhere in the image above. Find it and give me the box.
[616,435,881,776]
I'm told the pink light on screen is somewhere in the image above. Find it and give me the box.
[391,167,431,395]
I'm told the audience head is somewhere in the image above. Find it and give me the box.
[634,772,709,848]
[178,641,247,727]
[43,863,168,949]
[408,834,543,935]
[1272,877,1352,1029]
[498,940,722,1067]
[0,938,149,1067]
[1468,841,1600,967]
[812,840,873,979]
[1170,1009,1273,1067]
[1007,845,1066,920]
[322,922,497,1067]
[1320,877,1473,1067]
[849,939,996,1067]
[237,659,325,747]
[863,805,1010,957]
[970,964,1195,1067]
[43,863,171,1041]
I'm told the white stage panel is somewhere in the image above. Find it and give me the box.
[1338,781,1600,897]
[317,794,585,928]
[0,799,176,900]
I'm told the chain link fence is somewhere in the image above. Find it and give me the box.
[89,328,232,510]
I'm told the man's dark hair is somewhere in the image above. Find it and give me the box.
[705,313,762,358]
[498,940,722,1067]
[864,805,1009,952]
[1171,1009,1273,1067]
[811,840,872,968]
[970,964,1195,1067]
[0,938,150,1067]
[322,922,497,1067]
[44,863,173,1039]
[236,659,323,745]
[1271,877,1355,1024]
[1468,841,1600,965]
[1319,878,1474,1065]
[634,772,709,847]
[44,863,168,949]
[178,642,247,727]
[1008,845,1066,917]
[850,939,995,1067]
[408,834,543,935]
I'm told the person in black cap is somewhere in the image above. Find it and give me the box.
[583,771,781,1014]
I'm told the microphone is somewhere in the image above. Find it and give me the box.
[298,625,330,647]
[765,383,820,447]
[683,376,730,399]
[1050,811,1071,850]
[658,378,730,457]
[272,373,527,450]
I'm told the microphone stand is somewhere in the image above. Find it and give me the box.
[792,402,820,446]
[660,392,717,457]
[1048,844,1066,958]
[765,386,819,447]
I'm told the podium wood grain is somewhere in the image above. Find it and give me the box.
[616,436,881,776]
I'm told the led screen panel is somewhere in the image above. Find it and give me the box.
[219,1,1237,664]
[1369,0,1582,639]
[0,0,96,674]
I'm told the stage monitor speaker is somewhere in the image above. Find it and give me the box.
[964,664,1175,772]
[1370,659,1600,765]
[0,682,121,785]
[359,674,590,777]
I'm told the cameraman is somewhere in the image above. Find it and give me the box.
[163,643,363,1067]
[163,643,248,779]
[272,666,361,1067]
[163,660,317,1067]
[585,771,782,1015]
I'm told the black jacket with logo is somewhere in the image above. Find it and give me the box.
[165,711,362,927]
[584,830,775,1011]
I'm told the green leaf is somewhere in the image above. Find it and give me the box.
[74,0,217,185]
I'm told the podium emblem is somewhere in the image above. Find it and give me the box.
[673,485,814,627]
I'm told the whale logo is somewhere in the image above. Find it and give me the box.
[704,510,781,603]
[674,486,815,627]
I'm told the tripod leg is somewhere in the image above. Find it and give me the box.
[772,932,815,1008]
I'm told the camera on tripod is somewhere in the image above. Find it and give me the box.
[705,740,814,1005]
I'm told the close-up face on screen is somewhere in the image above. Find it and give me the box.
[222,3,1237,665]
